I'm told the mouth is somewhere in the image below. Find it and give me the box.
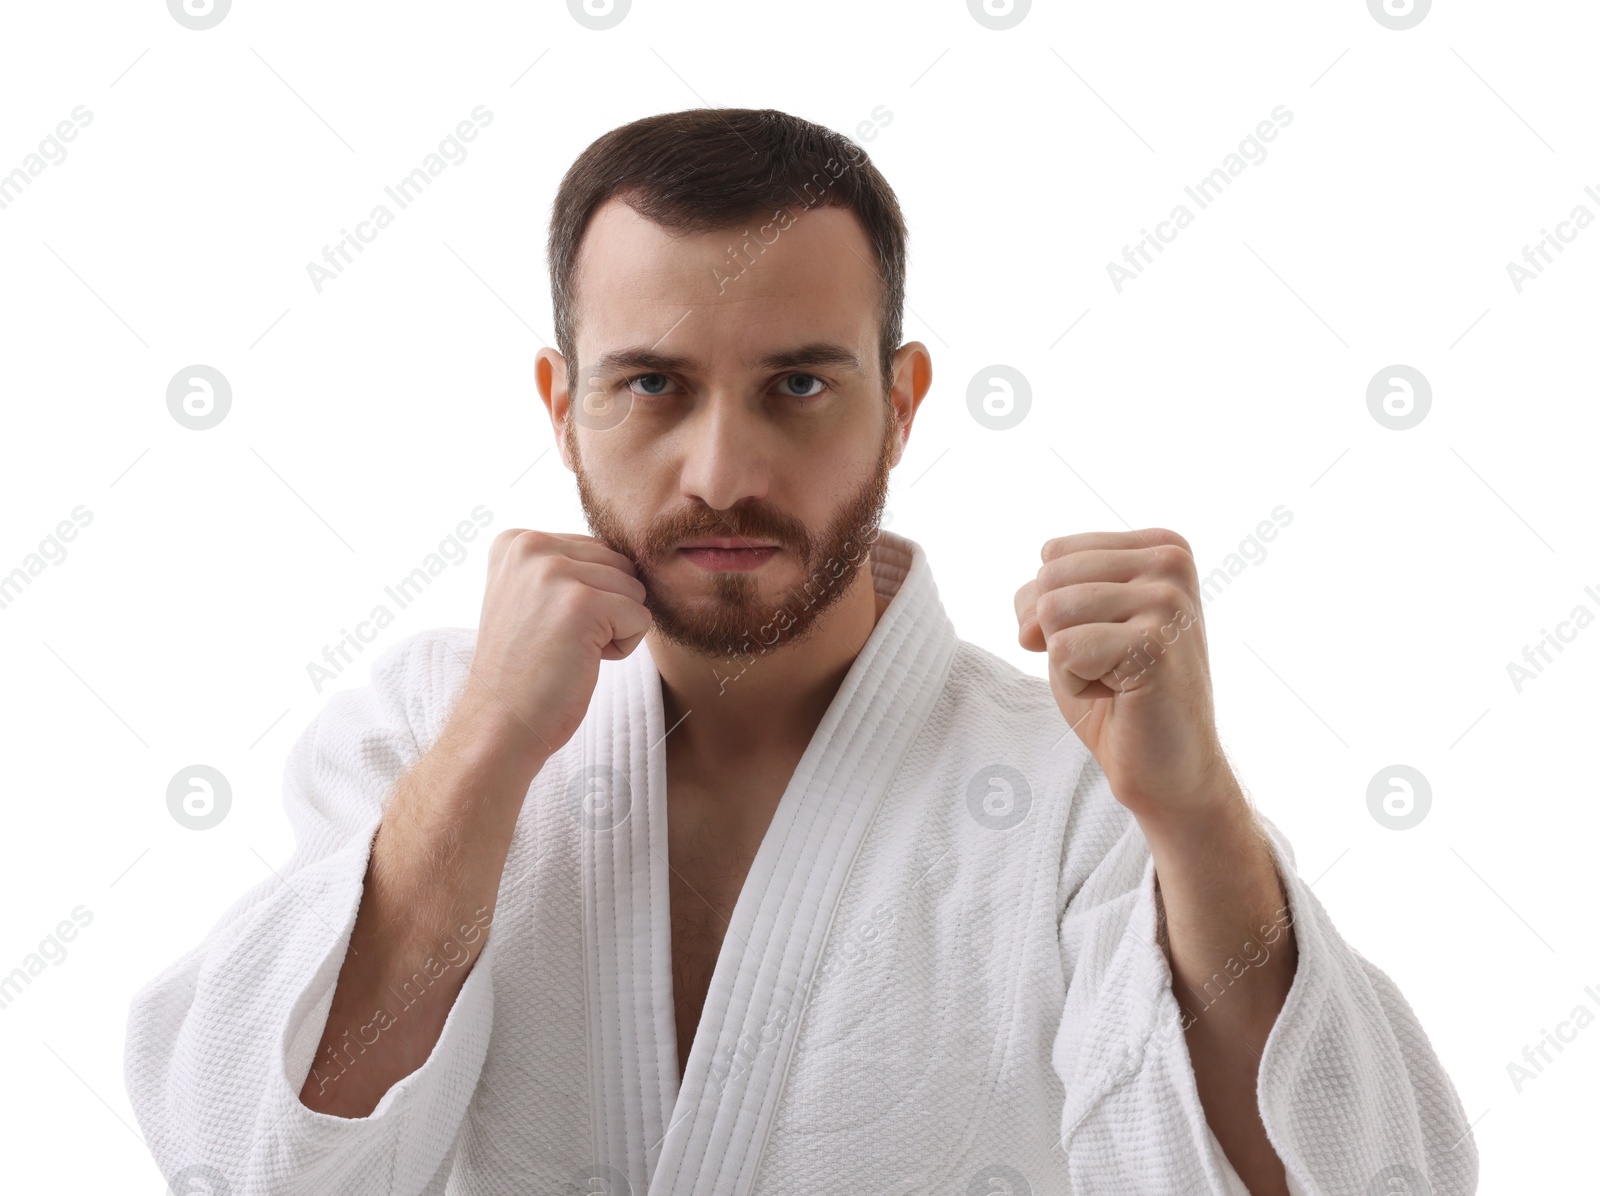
[676,537,782,572]
[677,536,779,550]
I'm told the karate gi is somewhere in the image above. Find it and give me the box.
[124,529,1478,1195]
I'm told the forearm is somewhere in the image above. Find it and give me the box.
[298,700,547,1118]
[1138,782,1297,1196]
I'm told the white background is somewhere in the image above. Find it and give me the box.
[1,0,1594,1191]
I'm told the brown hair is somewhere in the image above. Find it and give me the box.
[547,107,908,394]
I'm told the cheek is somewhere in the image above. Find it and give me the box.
[799,435,882,493]
[581,438,658,497]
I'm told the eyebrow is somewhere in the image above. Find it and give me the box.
[588,341,867,379]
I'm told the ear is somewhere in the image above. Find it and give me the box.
[536,348,574,471]
[887,341,933,468]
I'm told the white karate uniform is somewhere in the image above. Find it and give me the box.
[123,529,1477,1195]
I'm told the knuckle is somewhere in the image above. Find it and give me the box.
[1032,587,1060,628]
[547,580,588,619]
[488,527,523,562]
[492,526,530,550]
[491,527,545,567]
[1047,624,1082,659]
[1036,556,1071,591]
[537,552,579,587]
[1046,580,1104,627]
[1150,528,1193,555]
[1039,585,1077,628]
[512,529,553,555]
[1150,542,1191,574]
[1154,581,1191,615]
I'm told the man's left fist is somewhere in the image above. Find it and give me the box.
[1014,528,1237,824]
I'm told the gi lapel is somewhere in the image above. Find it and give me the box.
[575,530,959,1196]
[574,606,680,1196]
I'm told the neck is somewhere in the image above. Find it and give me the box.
[647,561,891,767]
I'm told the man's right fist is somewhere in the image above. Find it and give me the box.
[454,529,651,762]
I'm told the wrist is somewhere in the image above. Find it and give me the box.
[441,694,553,779]
[438,706,556,799]
[1133,769,1249,851]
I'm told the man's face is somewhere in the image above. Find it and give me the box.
[557,198,901,662]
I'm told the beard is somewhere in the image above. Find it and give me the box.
[570,407,894,662]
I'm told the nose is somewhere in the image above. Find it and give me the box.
[673,393,771,513]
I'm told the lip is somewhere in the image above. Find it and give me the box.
[677,537,779,550]
[678,545,781,572]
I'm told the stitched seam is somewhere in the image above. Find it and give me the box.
[737,554,951,1194]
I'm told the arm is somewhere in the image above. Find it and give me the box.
[1138,777,1296,1196]
[1052,756,1478,1196]
[123,631,511,1196]
[301,526,649,1117]
[298,679,547,1117]
[1024,527,1475,1193]
[125,529,647,1194]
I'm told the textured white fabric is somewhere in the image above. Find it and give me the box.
[124,529,1477,1195]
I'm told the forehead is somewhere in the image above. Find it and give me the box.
[570,197,880,368]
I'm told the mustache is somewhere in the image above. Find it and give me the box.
[630,504,812,559]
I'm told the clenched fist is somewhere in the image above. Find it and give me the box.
[1015,528,1235,825]
[453,529,652,764]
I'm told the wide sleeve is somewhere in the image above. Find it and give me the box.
[1050,755,1479,1195]
[122,627,497,1196]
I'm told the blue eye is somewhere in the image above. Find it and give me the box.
[620,372,829,400]
[781,374,827,399]
[626,373,676,397]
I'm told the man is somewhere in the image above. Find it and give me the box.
[124,108,1476,1196]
